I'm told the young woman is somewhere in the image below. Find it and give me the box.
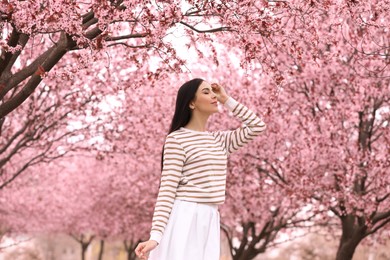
[135,78,266,260]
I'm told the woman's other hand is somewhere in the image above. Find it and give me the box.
[135,240,158,259]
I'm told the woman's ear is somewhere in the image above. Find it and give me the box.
[189,102,195,110]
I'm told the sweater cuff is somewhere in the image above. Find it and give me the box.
[150,231,162,244]
[223,96,239,111]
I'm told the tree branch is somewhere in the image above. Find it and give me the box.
[179,21,231,33]
[376,193,390,203]
[0,149,48,189]
[0,33,72,119]
[105,33,149,41]
[372,210,390,224]
[365,216,390,237]
[107,42,149,49]
[0,44,56,101]
[0,28,29,77]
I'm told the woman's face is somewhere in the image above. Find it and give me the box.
[190,81,219,114]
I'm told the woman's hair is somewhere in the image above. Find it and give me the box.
[167,78,204,135]
[160,78,204,171]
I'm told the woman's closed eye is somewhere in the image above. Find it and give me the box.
[203,90,216,96]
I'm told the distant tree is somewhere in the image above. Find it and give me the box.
[71,234,95,260]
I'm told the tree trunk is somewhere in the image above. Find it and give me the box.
[81,242,88,260]
[98,240,105,260]
[127,250,137,260]
[233,248,258,260]
[229,222,273,260]
[124,240,138,260]
[71,234,94,260]
[335,215,366,260]
[336,238,362,260]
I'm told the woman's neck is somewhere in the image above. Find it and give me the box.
[184,113,210,132]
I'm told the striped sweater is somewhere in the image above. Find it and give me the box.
[150,97,266,243]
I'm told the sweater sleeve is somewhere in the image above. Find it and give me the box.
[219,97,266,154]
[149,135,185,244]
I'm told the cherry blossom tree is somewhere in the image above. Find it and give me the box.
[281,66,390,260]
[2,0,388,189]
[223,63,388,260]
[0,79,104,190]
[246,25,390,260]
[1,59,388,260]
[2,0,387,117]
[0,151,157,257]
[222,2,389,259]
[200,2,390,256]
[1,2,389,260]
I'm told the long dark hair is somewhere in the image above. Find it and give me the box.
[161,78,204,170]
[168,78,204,134]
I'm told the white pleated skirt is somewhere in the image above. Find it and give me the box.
[149,199,220,260]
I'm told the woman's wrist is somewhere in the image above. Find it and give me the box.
[223,97,238,111]
[219,95,230,104]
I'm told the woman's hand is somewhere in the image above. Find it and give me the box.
[211,83,229,104]
[135,240,158,259]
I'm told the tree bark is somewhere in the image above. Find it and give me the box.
[0,10,101,118]
[0,32,70,119]
[124,240,138,260]
[98,240,104,260]
[71,234,94,260]
[81,242,87,260]
[230,221,274,260]
[335,215,366,260]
